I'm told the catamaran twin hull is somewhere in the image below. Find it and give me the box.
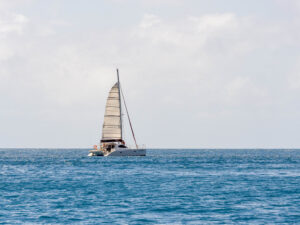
[88,149,146,157]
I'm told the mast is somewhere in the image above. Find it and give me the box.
[117,68,123,141]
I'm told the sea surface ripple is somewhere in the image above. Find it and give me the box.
[0,149,300,224]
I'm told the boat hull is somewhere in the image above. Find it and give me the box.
[88,148,146,157]
[106,149,146,156]
[88,150,104,157]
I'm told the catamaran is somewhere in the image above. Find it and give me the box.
[88,69,146,157]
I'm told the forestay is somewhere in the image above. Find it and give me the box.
[101,82,122,142]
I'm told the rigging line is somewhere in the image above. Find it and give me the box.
[120,86,139,149]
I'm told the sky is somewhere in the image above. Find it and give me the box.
[1,0,300,148]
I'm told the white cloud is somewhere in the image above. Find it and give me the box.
[276,0,300,11]
[0,13,29,36]
[130,13,265,103]
[0,13,28,61]
[139,14,161,28]
[191,13,238,33]
[288,58,300,90]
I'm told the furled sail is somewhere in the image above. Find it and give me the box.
[101,82,122,142]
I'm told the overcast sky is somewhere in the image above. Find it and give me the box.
[1,0,300,148]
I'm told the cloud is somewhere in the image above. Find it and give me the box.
[0,13,28,36]
[191,13,238,33]
[0,12,28,61]
[130,13,267,103]
[288,58,300,90]
[276,0,300,12]
[139,14,161,28]
[0,0,35,11]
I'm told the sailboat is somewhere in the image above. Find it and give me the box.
[88,69,146,157]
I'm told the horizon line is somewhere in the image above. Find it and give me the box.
[1,147,300,150]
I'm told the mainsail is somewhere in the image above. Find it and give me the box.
[101,82,122,142]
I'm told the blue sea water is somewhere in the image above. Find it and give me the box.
[0,149,300,224]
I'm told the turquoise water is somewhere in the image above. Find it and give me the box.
[0,149,300,224]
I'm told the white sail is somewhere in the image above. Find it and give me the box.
[101,82,122,141]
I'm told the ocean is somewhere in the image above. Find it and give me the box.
[0,149,300,224]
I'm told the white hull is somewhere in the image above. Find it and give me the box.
[88,148,146,157]
[88,151,103,157]
[105,148,146,156]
